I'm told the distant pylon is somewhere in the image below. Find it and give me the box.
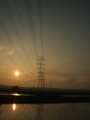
[37,56,45,88]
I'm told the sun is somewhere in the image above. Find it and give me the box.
[15,71,19,76]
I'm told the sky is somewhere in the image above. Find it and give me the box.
[0,0,90,89]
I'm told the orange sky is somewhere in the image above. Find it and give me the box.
[0,0,90,89]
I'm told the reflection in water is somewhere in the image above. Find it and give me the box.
[12,93,20,96]
[12,103,16,111]
[0,103,90,120]
[37,104,43,120]
[0,105,1,120]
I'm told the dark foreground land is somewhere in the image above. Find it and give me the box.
[0,87,90,95]
[0,95,90,104]
[0,88,90,104]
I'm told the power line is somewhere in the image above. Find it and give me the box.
[0,44,31,79]
[38,0,44,56]
[24,0,39,58]
[14,0,36,64]
[1,0,35,72]
[21,0,36,61]
[0,21,33,75]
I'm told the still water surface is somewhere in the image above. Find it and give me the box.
[0,103,90,120]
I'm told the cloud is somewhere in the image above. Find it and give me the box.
[65,77,77,83]
[46,71,77,78]
[0,44,14,55]
[7,49,14,55]
[0,44,3,50]
[63,77,78,89]
[48,77,78,89]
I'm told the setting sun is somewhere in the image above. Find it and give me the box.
[15,71,19,76]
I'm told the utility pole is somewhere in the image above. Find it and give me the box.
[37,56,45,88]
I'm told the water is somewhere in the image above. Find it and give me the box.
[0,103,90,120]
[0,93,32,96]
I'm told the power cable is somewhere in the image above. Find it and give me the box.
[24,0,39,58]
[21,0,36,61]
[0,21,33,75]
[38,0,44,56]
[1,0,35,73]
[14,0,35,64]
[0,44,31,79]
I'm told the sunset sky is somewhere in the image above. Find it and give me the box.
[0,0,90,89]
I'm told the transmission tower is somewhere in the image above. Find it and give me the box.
[37,56,45,88]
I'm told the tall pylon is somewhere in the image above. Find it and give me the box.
[37,56,45,88]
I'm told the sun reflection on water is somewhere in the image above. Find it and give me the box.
[12,93,20,96]
[12,103,16,111]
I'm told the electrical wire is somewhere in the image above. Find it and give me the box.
[21,0,36,61]
[14,0,35,64]
[0,21,33,75]
[24,0,39,58]
[0,44,31,79]
[38,0,44,56]
[2,0,35,73]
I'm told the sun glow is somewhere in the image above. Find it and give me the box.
[12,103,16,111]
[15,71,19,76]
[12,93,20,96]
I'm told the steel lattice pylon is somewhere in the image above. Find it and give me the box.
[37,56,45,88]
